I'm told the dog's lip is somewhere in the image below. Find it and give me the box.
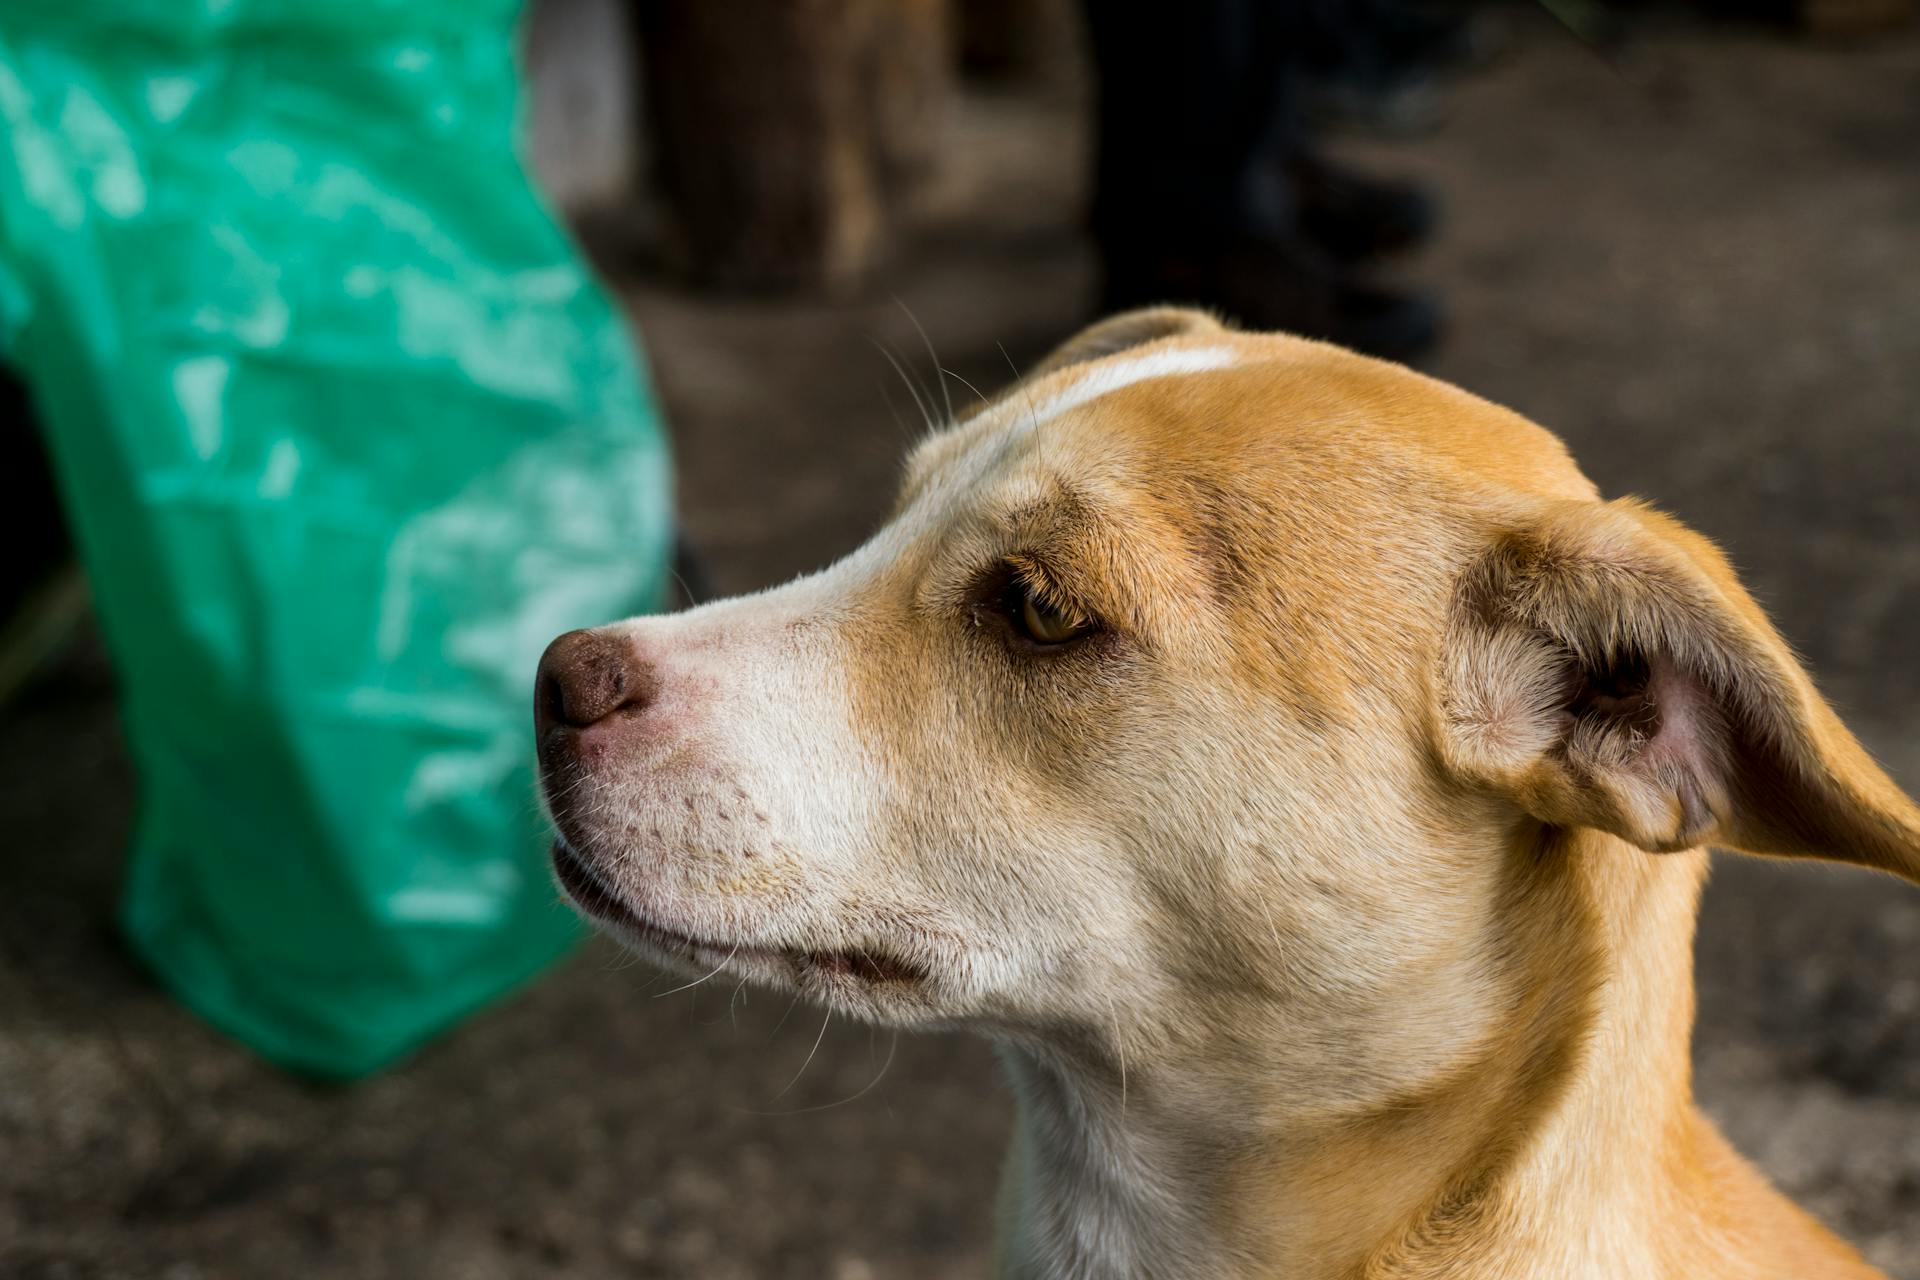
[551,836,776,962]
[548,837,928,987]
[549,835,635,925]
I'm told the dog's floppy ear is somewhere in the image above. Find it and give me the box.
[1440,497,1920,880]
[1029,306,1227,378]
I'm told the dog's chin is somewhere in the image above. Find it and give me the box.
[548,836,937,1018]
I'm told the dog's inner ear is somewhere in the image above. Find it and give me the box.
[1442,498,1920,882]
[1029,306,1227,378]
[1529,634,1721,852]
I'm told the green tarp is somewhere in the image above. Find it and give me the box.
[0,0,672,1076]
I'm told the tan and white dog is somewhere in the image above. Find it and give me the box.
[535,308,1920,1280]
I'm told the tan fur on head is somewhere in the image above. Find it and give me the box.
[537,307,1918,1280]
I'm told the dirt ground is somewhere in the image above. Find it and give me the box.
[4,12,1919,1279]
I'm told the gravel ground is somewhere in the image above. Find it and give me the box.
[3,13,1918,1278]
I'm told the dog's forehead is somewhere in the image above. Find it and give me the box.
[901,338,1243,503]
[906,333,1596,527]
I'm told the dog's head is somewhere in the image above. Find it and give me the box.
[537,308,1920,1112]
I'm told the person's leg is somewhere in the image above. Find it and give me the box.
[1084,0,1289,253]
[1288,150,1439,262]
[1082,0,1440,361]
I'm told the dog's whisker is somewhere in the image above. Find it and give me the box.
[870,337,937,434]
[651,947,738,1000]
[664,561,699,611]
[941,366,991,417]
[728,975,750,1031]
[771,1006,835,1101]
[995,340,1022,380]
[998,339,1045,437]
[737,1029,898,1117]
[874,373,916,443]
[540,771,590,812]
[628,962,676,993]
[895,296,954,428]
[767,990,803,1042]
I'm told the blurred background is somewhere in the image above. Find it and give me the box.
[3,0,1918,1276]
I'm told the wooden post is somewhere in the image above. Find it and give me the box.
[633,0,953,293]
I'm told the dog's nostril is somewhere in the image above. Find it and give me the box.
[535,628,657,730]
[539,665,571,727]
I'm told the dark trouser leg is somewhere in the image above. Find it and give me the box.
[1083,0,1301,251]
[1080,1,1442,362]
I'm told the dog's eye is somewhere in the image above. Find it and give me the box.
[1013,583,1093,646]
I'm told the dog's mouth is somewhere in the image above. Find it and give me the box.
[549,837,928,989]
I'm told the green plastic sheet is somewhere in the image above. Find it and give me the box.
[0,0,672,1076]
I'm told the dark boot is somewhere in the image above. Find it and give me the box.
[1100,236,1441,364]
[1290,151,1439,261]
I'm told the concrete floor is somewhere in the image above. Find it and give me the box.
[4,14,1919,1279]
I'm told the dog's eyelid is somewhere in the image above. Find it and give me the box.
[1004,555,1102,625]
[1004,554,1066,602]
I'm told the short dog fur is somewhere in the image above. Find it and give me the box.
[536,308,1920,1279]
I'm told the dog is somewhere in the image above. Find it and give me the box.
[535,307,1920,1279]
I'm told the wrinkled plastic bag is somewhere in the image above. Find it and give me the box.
[0,0,672,1076]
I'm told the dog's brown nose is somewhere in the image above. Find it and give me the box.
[535,629,657,733]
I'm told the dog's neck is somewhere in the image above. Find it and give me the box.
[994,1043,1210,1280]
[992,834,1766,1280]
